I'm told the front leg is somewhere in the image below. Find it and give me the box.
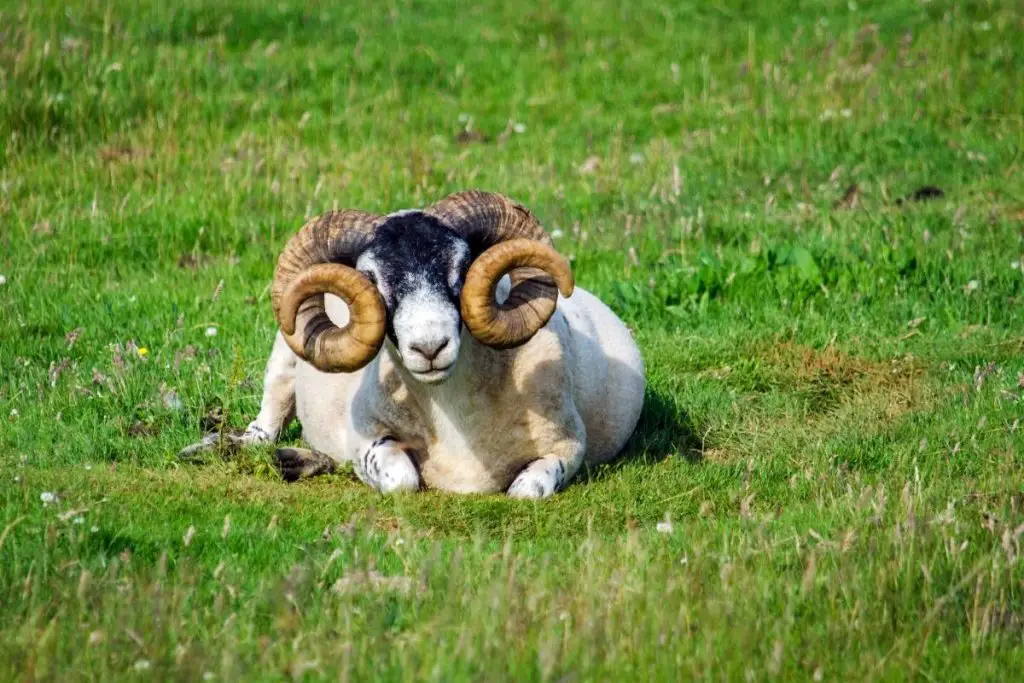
[354,437,421,494]
[508,439,585,500]
[508,402,586,500]
[244,331,298,441]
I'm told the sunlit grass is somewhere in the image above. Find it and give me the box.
[1,0,1023,679]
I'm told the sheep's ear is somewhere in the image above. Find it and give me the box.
[462,232,494,260]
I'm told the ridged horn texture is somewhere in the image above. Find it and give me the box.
[271,211,386,373]
[427,190,574,349]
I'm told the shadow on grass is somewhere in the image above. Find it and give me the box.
[576,386,704,485]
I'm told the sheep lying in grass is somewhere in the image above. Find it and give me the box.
[182,191,644,498]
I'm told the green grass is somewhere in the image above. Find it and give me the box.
[2,0,1023,679]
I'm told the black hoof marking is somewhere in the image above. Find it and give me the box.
[248,424,271,441]
[360,447,383,485]
[554,461,566,492]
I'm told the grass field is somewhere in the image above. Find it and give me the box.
[2,0,1023,679]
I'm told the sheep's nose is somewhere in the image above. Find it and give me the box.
[409,337,449,361]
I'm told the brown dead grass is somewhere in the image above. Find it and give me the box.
[760,342,923,416]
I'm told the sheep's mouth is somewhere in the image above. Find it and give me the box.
[409,364,454,384]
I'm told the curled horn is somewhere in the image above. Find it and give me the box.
[271,211,386,373]
[427,191,573,349]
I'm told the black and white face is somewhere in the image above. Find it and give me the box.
[356,212,472,384]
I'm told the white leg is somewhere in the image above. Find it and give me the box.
[244,331,297,441]
[508,441,585,500]
[353,437,421,494]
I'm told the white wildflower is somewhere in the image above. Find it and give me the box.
[133,660,151,672]
[656,513,674,534]
[578,155,601,174]
[205,326,218,337]
[40,491,58,505]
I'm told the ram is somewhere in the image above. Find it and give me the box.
[182,191,645,498]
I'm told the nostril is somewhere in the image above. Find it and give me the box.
[410,337,449,361]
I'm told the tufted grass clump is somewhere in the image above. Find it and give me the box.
[1,0,1023,679]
